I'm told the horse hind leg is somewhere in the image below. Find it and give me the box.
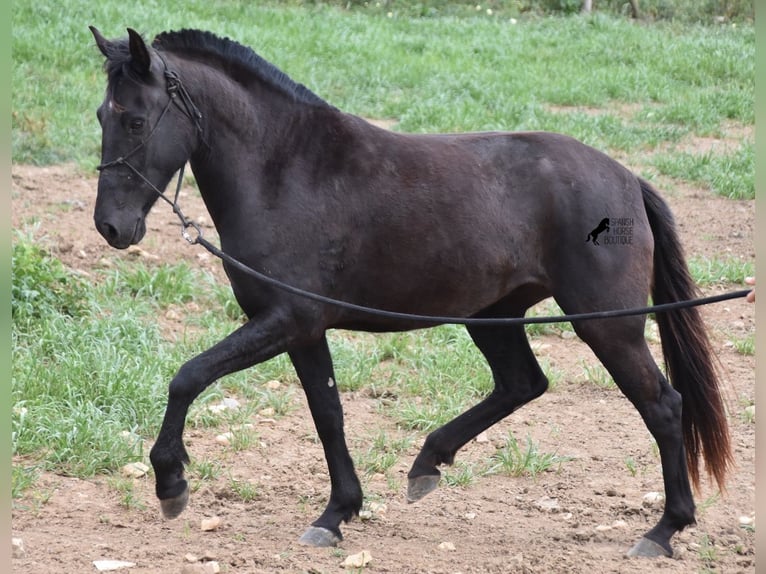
[407,322,548,501]
[568,314,695,557]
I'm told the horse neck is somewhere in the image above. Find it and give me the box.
[177,57,327,219]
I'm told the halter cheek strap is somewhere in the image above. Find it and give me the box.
[97,50,207,243]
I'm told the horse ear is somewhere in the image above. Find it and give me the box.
[89,25,111,58]
[126,28,152,76]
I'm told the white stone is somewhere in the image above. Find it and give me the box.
[200,516,222,531]
[120,462,150,478]
[642,491,664,507]
[342,550,372,568]
[12,537,25,558]
[93,560,137,571]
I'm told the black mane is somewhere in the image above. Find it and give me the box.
[106,28,330,108]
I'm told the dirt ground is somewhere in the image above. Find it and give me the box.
[11,162,755,573]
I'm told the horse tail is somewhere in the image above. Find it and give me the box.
[640,177,732,492]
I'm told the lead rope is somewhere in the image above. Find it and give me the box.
[164,165,749,326]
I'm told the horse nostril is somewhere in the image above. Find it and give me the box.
[97,220,119,242]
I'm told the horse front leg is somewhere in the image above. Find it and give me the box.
[149,313,297,519]
[289,335,363,547]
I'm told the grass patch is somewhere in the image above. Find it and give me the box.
[688,256,755,286]
[12,3,753,168]
[487,431,571,478]
[653,142,754,199]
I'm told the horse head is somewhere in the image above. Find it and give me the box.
[90,26,200,248]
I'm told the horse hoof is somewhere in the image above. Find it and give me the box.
[298,526,341,547]
[407,474,441,503]
[159,487,190,519]
[626,537,673,558]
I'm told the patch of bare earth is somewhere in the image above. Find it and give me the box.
[12,164,754,573]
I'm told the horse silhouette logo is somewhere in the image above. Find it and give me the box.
[586,218,610,245]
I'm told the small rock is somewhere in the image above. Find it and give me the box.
[208,398,240,414]
[265,380,282,390]
[358,510,373,521]
[642,491,664,508]
[342,550,372,568]
[464,512,477,520]
[215,432,233,446]
[535,496,560,512]
[126,245,159,260]
[368,502,387,515]
[612,520,628,529]
[120,462,150,479]
[257,417,277,425]
[12,537,25,558]
[595,524,612,532]
[93,560,137,571]
[259,407,276,417]
[201,516,222,531]
[438,541,456,551]
[739,515,754,527]
[184,554,198,563]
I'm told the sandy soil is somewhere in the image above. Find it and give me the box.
[11,162,755,573]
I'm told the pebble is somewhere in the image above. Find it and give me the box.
[739,515,754,527]
[342,550,372,568]
[120,462,150,479]
[642,491,664,507]
[208,398,240,414]
[12,537,25,558]
[438,541,456,551]
[201,516,222,531]
[368,502,387,515]
[535,496,560,512]
[181,563,220,574]
[265,380,282,390]
[215,432,233,446]
[93,560,137,571]
[358,510,373,521]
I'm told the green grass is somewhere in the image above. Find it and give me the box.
[653,142,754,199]
[688,256,755,286]
[12,2,753,169]
[487,431,572,478]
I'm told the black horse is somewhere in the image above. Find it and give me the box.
[89,27,731,557]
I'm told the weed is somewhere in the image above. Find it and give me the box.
[442,461,478,488]
[578,361,616,389]
[228,477,260,502]
[488,432,571,478]
[107,477,147,511]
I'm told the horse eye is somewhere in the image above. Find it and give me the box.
[128,118,145,134]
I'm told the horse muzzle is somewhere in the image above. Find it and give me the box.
[95,213,147,249]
